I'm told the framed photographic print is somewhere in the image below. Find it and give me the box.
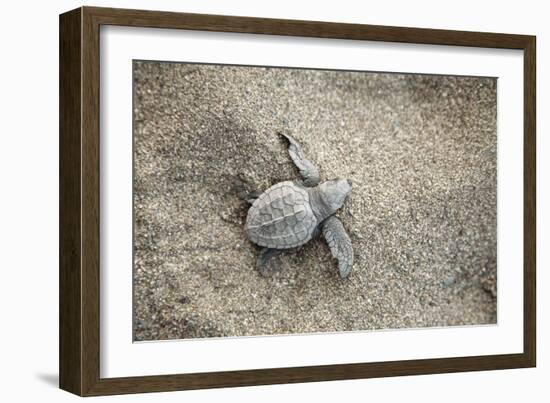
[59,6,536,396]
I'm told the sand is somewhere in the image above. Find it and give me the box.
[132,61,497,341]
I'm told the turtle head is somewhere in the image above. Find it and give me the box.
[318,178,352,214]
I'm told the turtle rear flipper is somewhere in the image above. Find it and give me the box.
[234,175,262,204]
[279,132,320,187]
[322,216,354,278]
[257,248,284,276]
[245,191,262,204]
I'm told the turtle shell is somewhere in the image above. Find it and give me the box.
[245,181,318,249]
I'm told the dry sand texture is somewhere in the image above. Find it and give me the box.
[133,61,497,341]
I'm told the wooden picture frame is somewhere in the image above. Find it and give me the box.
[59,6,536,396]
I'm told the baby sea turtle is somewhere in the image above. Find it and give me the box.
[245,133,353,278]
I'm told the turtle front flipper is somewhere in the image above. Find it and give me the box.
[279,132,320,187]
[321,216,354,278]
